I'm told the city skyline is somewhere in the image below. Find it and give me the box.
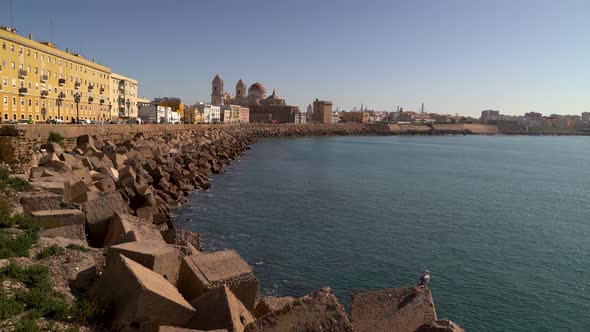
[2,0,588,117]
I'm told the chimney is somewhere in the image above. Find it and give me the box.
[66,48,69,53]
[28,33,32,40]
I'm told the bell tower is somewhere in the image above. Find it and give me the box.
[211,74,224,105]
[236,79,246,98]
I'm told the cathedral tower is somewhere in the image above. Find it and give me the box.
[211,74,224,105]
[236,79,246,98]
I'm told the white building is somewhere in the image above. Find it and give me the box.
[110,73,138,121]
[195,102,220,124]
[138,105,176,123]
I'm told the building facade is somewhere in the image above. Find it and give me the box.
[110,73,138,121]
[312,99,333,124]
[221,104,249,124]
[0,26,138,123]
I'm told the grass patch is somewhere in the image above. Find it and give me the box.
[0,200,43,258]
[49,132,65,148]
[35,244,65,260]
[0,177,33,192]
[0,166,9,180]
[0,261,107,327]
[66,243,91,252]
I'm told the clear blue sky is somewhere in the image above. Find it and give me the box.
[2,0,589,116]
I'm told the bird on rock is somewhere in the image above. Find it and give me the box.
[418,270,430,286]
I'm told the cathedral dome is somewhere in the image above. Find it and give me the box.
[248,82,266,94]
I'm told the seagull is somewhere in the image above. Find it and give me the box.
[418,270,430,286]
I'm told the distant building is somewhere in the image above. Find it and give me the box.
[221,104,249,123]
[312,99,332,124]
[480,110,500,124]
[294,112,307,124]
[582,112,590,122]
[397,111,434,124]
[138,105,174,123]
[110,73,138,121]
[194,102,220,124]
[183,105,203,124]
[341,111,370,124]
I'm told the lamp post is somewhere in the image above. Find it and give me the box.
[74,92,81,124]
[56,92,64,121]
[108,101,112,123]
[126,98,131,121]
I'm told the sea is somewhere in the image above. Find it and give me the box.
[174,136,590,331]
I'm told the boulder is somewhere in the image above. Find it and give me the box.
[82,192,128,247]
[177,250,259,311]
[94,175,116,192]
[70,264,98,291]
[20,192,70,213]
[31,209,85,229]
[104,212,165,246]
[349,286,437,332]
[253,296,295,319]
[41,142,64,155]
[70,180,99,203]
[187,285,254,332]
[107,241,181,285]
[244,288,353,332]
[161,229,200,250]
[76,134,95,148]
[416,318,465,332]
[39,152,60,166]
[90,254,195,332]
[40,224,86,241]
[158,327,226,332]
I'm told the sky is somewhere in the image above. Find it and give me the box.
[1,0,589,116]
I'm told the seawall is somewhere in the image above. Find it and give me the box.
[0,123,498,173]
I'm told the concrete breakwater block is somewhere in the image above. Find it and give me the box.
[90,254,195,332]
[187,285,254,332]
[349,286,437,332]
[177,250,259,311]
[82,191,128,247]
[104,212,165,246]
[31,209,84,228]
[416,318,465,332]
[244,288,354,332]
[107,241,181,285]
[253,296,295,319]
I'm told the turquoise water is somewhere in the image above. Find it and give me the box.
[174,136,590,331]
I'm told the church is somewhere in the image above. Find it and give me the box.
[210,74,301,123]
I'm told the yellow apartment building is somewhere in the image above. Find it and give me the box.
[0,26,138,123]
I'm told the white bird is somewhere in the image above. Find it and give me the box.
[419,270,430,286]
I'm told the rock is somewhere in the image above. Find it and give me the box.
[158,327,226,332]
[104,212,165,246]
[20,192,70,213]
[94,175,116,192]
[76,134,95,148]
[416,318,465,332]
[106,241,181,285]
[119,165,136,180]
[110,153,128,169]
[244,288,353,332]
[177,250,259,311]
[40,224,86,241]
[82,192,128,247]
[39,152,60,166]
[70,180,99,203]
[46,160,72,173]
[253,296,295,319]
[70,264,98,291]
[161,229,200,250]
[187,285,254,332]
[31,209,85,229]
[349,286,437,332]
[89,254,195,331]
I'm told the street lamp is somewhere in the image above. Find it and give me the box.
[74,92,81,124]
[56,92,64,121]
[108,101,112,122]
[126,98,131,120]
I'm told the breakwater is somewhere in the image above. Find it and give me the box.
[0,123,498,172]
[6,125,467,331]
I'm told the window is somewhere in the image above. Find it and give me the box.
[27,65,30,72]
[3,96,7,105]
[35,83,39,91]
[12,114,15,120]
[34,67,38,74]
[10,45,14,52]
[18,47,22,54]
[21,114,24,119]
[12,97,16,105]
[28,99,31,107]
[26,50,30,56]
[1,42,5,49]
[20,98,24,106]
[2,78,6,86]
[41,54,44,62]
[35,100,38,107]
[11,79,16,87]
[36,115,39,120]
[11,62,15,69]
[4,114,7,120]
[28,82,31,89]
[34,52,37,59]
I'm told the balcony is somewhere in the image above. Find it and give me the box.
[99,99,105,105]
[18,87,27,95]
[40,74,48,82]
[88,84,94,92]
[74,82,80,89]
[118,83,125,91]
[88,97,94,103]
[18,69,27,79]
[99,87,105,94]
[41,90,48,99]
[58,78,66,86]
[118,98,125,105]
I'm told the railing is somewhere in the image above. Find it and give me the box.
[88,84,94,92]
[18,87,28,95]
[99,99,105,105]
[41,90,48,98]
[99,88,105,94]
[18,69,27,78]
[40,74,48,82]
[74,82,80,89]
[58,78,66,86]
[88,97,94,103]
